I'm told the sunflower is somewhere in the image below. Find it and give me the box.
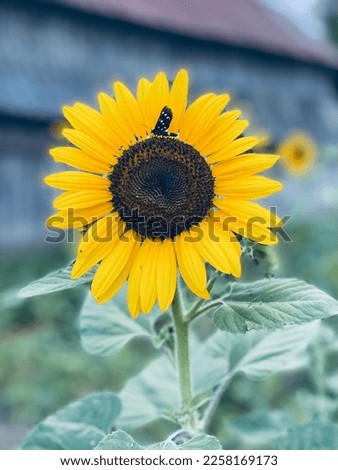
[45,70,282,317]
[277,131,317,176]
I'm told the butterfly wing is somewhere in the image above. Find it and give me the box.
[152,106,173,136]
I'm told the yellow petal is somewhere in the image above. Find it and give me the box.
[44,172,109,191]
[179,93,215,140]
[215,176,283,199]
[46,204,112,228]
[156,239,177,312]
[50,147,110,174]
[208,136,259,163]
[144,72,170,133]
[150,72,170,122]
[128,239,162,316]
[136,77,152,130]
[63,129,117,165]
[175,233,209,299]
[53,189,112,210]
[91,229,140,303]
[127,244,146,318]
[209,213,242,275]
[194,110,241,154]
[212,154,280,179]
[180,93,230,145]
[200,120,249,156]
[215,208,279,246]
[193,220,241,277]
[221,227,242,259]
[167,69,189,134]
[63,103,117,150]
[98,92,137,149]
[139,239,160,314]
[214,199,282,228]
[71,214,122,278]
[113,81,146,140]
[230,222,278,246]
[94,239,140,304]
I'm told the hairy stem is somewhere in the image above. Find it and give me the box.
[187,299,224,323]
[171,288,195,429]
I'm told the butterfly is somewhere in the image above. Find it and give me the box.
[151,106,177,137]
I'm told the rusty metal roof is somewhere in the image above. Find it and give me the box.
[52,0,338,68]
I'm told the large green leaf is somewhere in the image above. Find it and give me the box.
[80,293,152,356]
[146,441,179,450]
[191,332,232,394]
[96,430,143,450]
[96,430,221,450]
[213,278,338,333]
[148,433,222,450]
[276,421,338,450]
[192,322,319,394]
[179,434,222,450]
[117,356,179,429]
[228,321,318,380]
[18,264,94,298]
[21,392,121,450]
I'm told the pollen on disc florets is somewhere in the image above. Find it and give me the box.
[109,136,215,240]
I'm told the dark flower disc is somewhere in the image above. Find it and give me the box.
[109,137,215,239]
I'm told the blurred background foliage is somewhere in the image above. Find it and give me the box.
[0,0,337,449]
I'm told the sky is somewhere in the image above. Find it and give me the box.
[258,0,327,40]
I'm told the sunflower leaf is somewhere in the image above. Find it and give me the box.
[80,292,152,357]
[95,430,221,450]
[116,356,180,429]
[179,434,222,450]
[21,392,121,450]
[18,263,95,298]
[227,322,318,379]
[95,430,144,450]
[213,278,338,333]
[192,322,318,395]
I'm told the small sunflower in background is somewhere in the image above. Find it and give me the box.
[277,131,318,176]
[45,70,282,317]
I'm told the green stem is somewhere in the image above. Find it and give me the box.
[171,288,195,429]
[186,299,224,323]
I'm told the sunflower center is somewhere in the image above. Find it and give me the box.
[109,136,214,239]
[294,147,305,160]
